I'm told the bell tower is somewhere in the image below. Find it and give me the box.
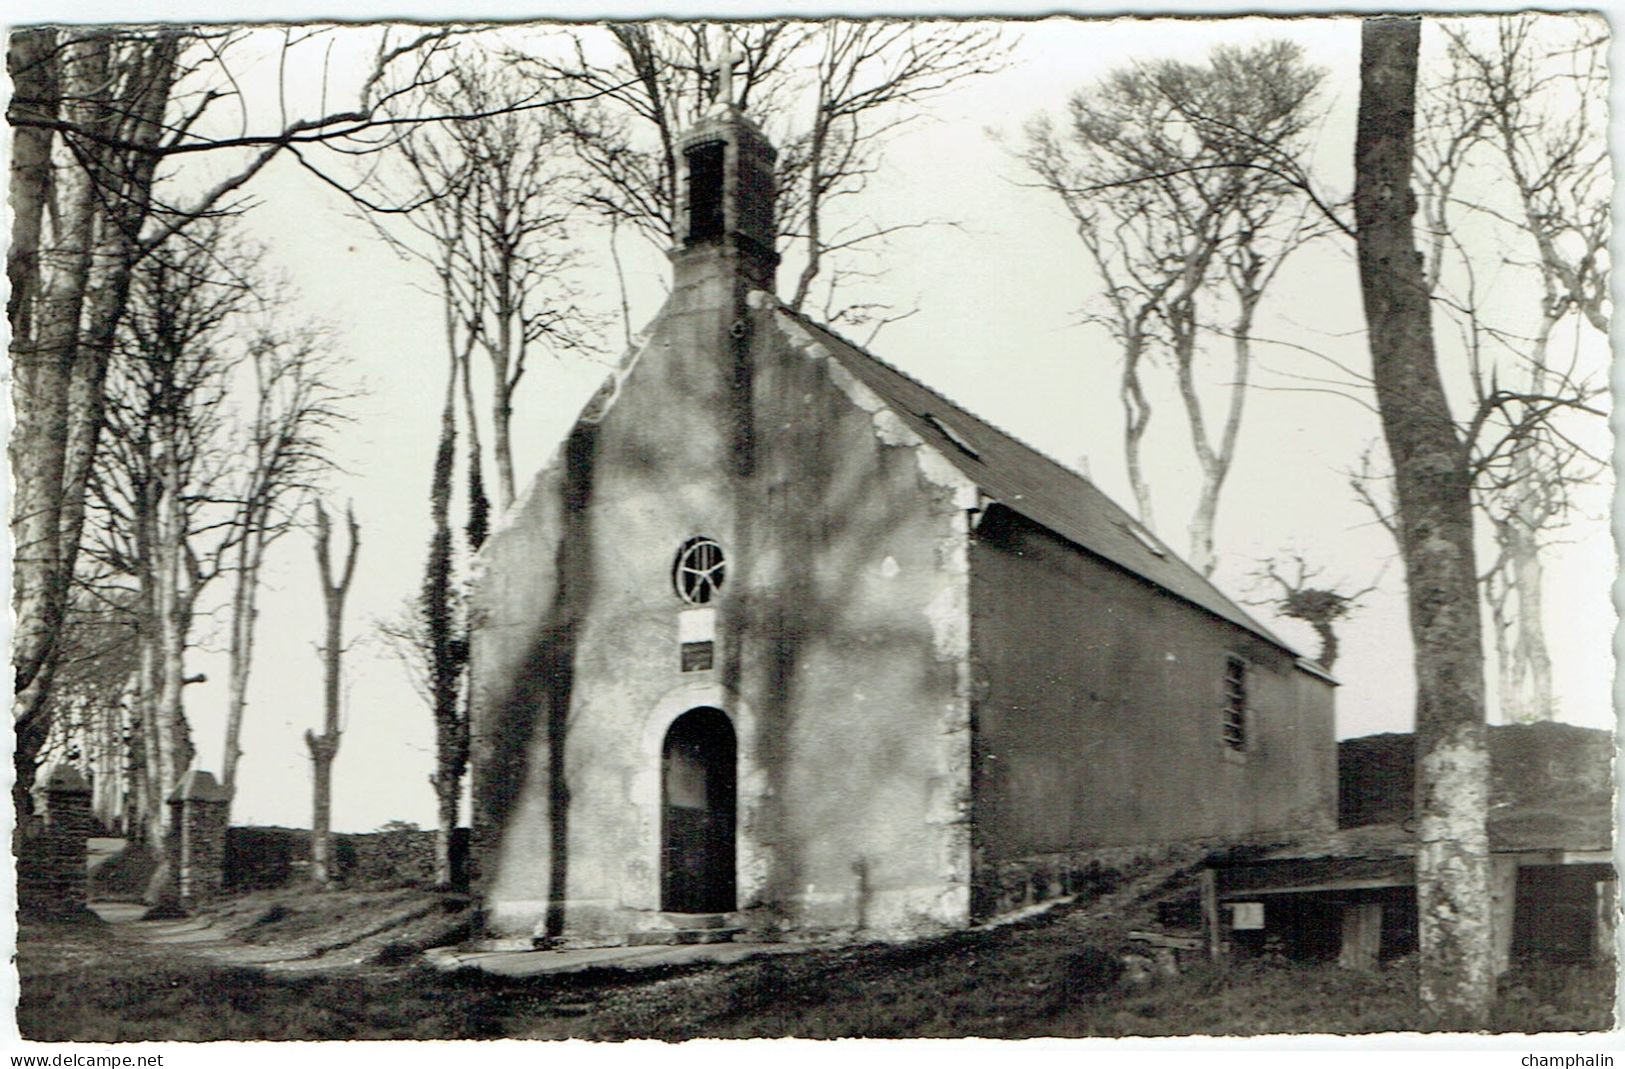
[669,38,779,294]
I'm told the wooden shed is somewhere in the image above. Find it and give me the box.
[1202,724,1615,970]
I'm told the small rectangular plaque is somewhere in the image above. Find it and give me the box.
[680,640,714,672]
[1230,902,1264,930]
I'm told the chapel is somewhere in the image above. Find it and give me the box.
[466,63,1338,947]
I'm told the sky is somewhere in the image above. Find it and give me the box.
[5,10,1616,835]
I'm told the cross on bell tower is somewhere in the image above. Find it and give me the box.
[669,27,779,293]
[709,34,744,112]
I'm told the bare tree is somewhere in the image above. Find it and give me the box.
[6,29,58,353]
[1420,16,1610,722]
[532,21,1004,324]
[220,327,348,800]
[526,23,799,248]
[8,28,334,803]
[366,50,601,511]
[1023,42,1325,575]
[37,577,143,832]
[375,569,469,889]
[376,599,435,710]
[84,224,251,906]
[1020,136,1168,529]
[8,25,615,806]
[11,30,179,814]
[1355,16,1491,1026]
[306,501,360,887]
[363,185,472,890]
[1248,554,1380,672]
[777,22,1006,314]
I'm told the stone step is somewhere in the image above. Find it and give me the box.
[658,911,732,930]
[627,927,742,947]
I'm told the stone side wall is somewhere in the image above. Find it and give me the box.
[742,308,977,940]
[977,838,1267,919]
[967,508,1337,920]
[17,766,94,920]
[224,826,471,890]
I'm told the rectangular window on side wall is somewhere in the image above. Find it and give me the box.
[1223,654,1248,755]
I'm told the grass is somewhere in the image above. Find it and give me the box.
[199,886,475,962]
[88,840,158,902]
[16,894,1615,1041]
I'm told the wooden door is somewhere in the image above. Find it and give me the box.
[661,708,736,913]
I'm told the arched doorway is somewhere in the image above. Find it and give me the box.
[661,707,736,913]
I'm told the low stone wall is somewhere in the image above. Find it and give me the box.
[348,827,470,888]
[226,826,470,890]
[971,840,1217,921]
[972,848,1127,920]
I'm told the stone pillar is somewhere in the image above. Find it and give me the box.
[18,765,94,919]
[166,769,231,909]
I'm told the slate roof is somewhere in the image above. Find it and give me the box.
[783,309,1301,658]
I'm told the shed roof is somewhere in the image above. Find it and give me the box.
[1338,725,1613,852]
[783,309,1299,656]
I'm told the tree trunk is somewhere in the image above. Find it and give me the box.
[57,39,178,650]
[138,615,193,909]
[1492,309,1560,723]
[1121,330,1156,532]
[221,527,266,797]
[307,733,336,885]
[1171,272,1254,579]
[1191,295,1258,579]
[1355,16,1491,1028]
[790,115,829,313]
[11,40,106,813]
[457,340,490,551]
[434,790,459,891]
[308,502,359,887]
[492,266,518,509]
[1311,619,1339,673]
[494,389,517,512]
[608,217,635,350]
[1486,556,1516,724]
[1166,267,1225,577]
[95,698,136,835]
[12,34,180,810]
[427,361,466,888]
[143,439,197,908]
[1500,514,1552,721]
[136,638,169,886]
[6,29,58,344]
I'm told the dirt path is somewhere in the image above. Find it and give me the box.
[72,850,1199,991]
[88,900,422,974]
